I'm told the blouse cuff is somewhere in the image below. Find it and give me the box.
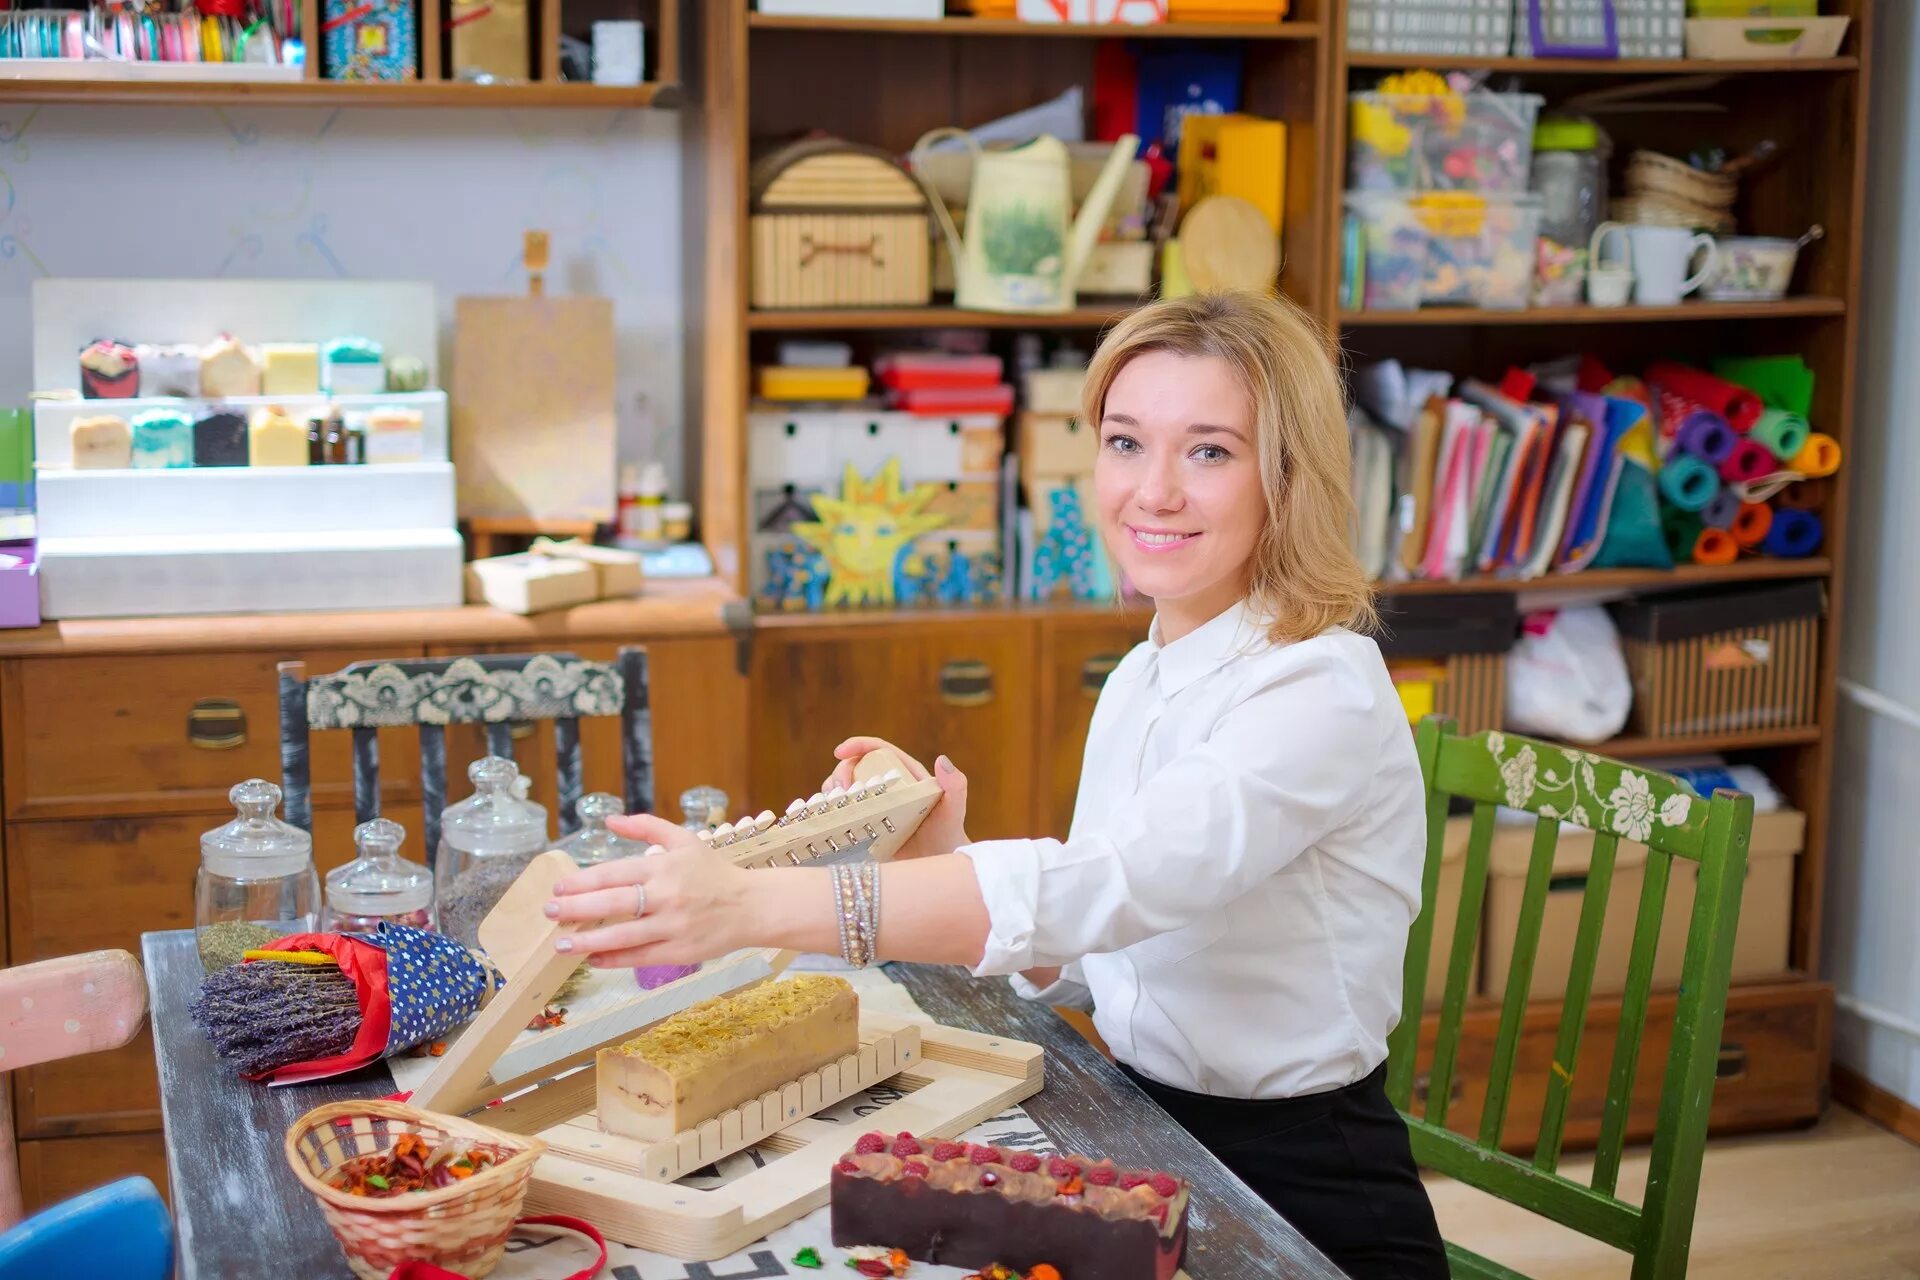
[1009,970,1093,1011]
[958,838,1043,976]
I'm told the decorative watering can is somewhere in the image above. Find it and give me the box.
[911,128,1141,315]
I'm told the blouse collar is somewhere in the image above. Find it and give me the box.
[1149,599,1270,697]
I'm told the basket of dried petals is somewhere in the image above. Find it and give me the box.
[285,1099,548,1280]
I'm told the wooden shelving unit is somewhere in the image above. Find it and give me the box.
[1344,51,1859,73]
[747,304,1136,331]
[1340,298,1847,326]
[746,14,1318,38]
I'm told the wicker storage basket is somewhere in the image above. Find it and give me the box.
[285,1099,548,1280]
[749,137,932,310]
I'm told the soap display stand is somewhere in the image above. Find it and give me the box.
[398,750,1046,1261]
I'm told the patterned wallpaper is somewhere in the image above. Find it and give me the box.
[0,102,688,486]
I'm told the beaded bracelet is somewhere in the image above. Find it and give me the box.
[831,861,883,968]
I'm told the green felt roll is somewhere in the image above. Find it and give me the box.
[1662,506,1705,562]
[1750,407,1811,463]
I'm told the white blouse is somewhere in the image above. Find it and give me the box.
[960,600,1428,1100]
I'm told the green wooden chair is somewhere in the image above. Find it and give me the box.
[1388,719,1754,1280]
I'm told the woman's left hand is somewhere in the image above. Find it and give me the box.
[545,813,754,967]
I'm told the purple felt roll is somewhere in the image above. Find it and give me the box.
[1761,508,1824,558]
[1674,410,1736,466]
[1719,438,1776,484]
[1701,486,1741,530]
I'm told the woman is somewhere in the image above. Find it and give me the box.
[547,292,1447,1278]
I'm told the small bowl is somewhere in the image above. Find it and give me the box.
[1703,229,1820,301]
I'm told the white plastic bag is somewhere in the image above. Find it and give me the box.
[1504,605,1632,743]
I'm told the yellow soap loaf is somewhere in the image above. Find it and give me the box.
[596,975,858,1142]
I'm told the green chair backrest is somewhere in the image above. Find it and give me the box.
[1387,719,1753,1280]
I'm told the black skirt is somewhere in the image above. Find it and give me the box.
[1120,1062,1449,1280]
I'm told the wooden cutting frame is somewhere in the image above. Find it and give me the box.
[409,750,942,1117]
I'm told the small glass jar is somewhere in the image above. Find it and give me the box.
[435,756,551,948]
[678,785,728,832]
[1529,115,1611,306]
[323,817,435,933]
[195,779,320,972]
[556,792,650,867]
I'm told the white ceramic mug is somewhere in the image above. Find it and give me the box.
[1591,221,1718,306]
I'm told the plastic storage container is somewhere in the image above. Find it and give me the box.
[322,817,436,933]
[875,353,1004,391]
[556,792,651,867]
[1529,115,1611,305]
[195,779,320,972]
[435,756,551,948]
[1349,192,1542,310]
[1348,90,1544,193]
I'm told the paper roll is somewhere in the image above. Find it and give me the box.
[1674,410,1736,466]
[1693,528,1740,566]
[1719,438,1776,484]
[1700,486,1740,530]
[1658,454,1720,512]
[1791,432,1842,478]
[1731,502,1774,549]
[1647,362,1763,432]
[1762,508,1824,559]
[1750,408,1812,463]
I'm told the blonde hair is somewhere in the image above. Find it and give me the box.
[1082,292,1377,643]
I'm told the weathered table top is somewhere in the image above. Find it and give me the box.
[145,930,1341,1280]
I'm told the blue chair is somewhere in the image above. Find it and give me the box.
[0,1176,173,1279]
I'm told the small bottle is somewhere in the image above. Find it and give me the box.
[323,408,349,465]
[678,785,728,831]
[661,501,693,543]
[556,793,649,867]
[306,415,327,465]
[617,463,643,541]
[195,779,320,972]
[347,420,368,465]
[322,817,435,932]
[636,461,668,544]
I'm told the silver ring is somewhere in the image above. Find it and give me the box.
[632,884,648,918]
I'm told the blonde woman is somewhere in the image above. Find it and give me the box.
[548,293,1447,1278]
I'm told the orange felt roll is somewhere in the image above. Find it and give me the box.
[1693,528,1740,566]
[1731,502,1774,548]
[1790,432,1842,478]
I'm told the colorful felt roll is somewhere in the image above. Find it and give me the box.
[1776,480,1824,511]
[1731,502,1774,549]
[1762,508,1824,558]
[1658,454,1719,512]
[1719,438,1776,484]
[1673,409,1737,465]
[1750,408,1811,462]
[1693,528,1740,566]
[1791,432,1843,478]
[1647,362,1764,432]
[1701,486,1740,530]
[1663,507,1705,561]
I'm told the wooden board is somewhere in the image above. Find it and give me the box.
[451,295,617,524]
[522,1015,1044,1260]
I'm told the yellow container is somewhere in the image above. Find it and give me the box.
[755,366,871,402]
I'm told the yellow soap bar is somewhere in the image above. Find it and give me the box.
[71,415,132,469]
[260,343,321,397]
[249,407,310,467]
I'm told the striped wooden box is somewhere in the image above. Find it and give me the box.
[1390,653,1507,736]
[1614,581,1823,739]
[749,138,932,310]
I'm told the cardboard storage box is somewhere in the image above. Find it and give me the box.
[1484,808,1805,1003]
[1379,593,1518,735]
[1613,580,1823,739]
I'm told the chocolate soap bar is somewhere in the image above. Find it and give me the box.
[831,1134,1188,1280]
[194,412,250,467]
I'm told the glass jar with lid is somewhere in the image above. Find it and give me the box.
[195,779,320,972]
[1529,115,1611,305]
[436,756,550,948]
[323,817,435,933]
[678,785,728,832]
[557,792,651,868]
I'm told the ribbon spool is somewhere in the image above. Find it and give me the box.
[1762,509,1824,559]
[1791,432,1843,478]
[1750,408,1811,463]
[1719,438,1777,484]
[1700,486,1741,530]
[1731,502,1774,549]
[1658,454,1720,512]
[1693,528,1740,566]
[1674,410,1736,466]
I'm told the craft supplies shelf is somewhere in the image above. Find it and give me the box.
[1595,725,1825,759]
[1339,298,1848,326]
[746,304,1138,331]
[746,15,1321,39]
[0,79,678,108]
[1344,53,1859,74]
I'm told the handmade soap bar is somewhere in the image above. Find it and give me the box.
[136,343,203,398]
[261,343,321,397]
[387,355,430,392]
[250,407,310,467]
[80,340,138,399]
[597,974,858,1142]
[324,338,385,395]
[465,553,598,615]
[364,407,424,463]
[71,415,132,469]
[201,336,262,398]
[831,1136,1190,1280]
[194,412,250,467]
[131,410,193,469]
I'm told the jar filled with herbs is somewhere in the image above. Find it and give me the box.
[322,817,436,933]
[435,756,550,949]
[195,779,320,972]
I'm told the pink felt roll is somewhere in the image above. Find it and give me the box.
[1719,438,1776,484]
[1648,362,1764,433]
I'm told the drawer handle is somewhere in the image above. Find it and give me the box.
[187,698,247,751]
[1412,1072,1464,1108]
[939,660,994,708]
[1081,653,1124,699]
[1716,1043,1749,1080]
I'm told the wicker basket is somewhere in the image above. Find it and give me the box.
[1625,150,1737,210]
[1609,195,1736,234]
[285,1099,548,1280]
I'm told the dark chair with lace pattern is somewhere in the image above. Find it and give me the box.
[276,650,651,854]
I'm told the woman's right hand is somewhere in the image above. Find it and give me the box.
[827,736,971,860]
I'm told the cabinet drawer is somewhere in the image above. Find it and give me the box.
[1407,978,1829,1153]
[3,648,428,820]
[751,622,1039,840]
[7,807,374,1138]
[17,1131,169,1216]
[1036,616,1148,838]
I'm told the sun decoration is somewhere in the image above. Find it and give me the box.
[790,460,948,608]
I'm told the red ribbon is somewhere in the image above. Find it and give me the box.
[387,1215,607,1280]
[247,932,394,1084]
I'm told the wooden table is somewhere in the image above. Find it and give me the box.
[144,930,1342,1279]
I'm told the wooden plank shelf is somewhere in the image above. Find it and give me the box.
[1345,52,1858,73]
[1383,559,1831,595]
[0,79,678,108]
[1340,298,1846,326]
[1593,725,1824,758]
[747,304,1137,331]
[748,15,1319,39]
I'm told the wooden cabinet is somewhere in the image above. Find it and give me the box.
[18,1132,169,1216]
[1035,616,1148,837]
[750,621,1040,840]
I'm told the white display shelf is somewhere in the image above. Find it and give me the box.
[32,390,449,468]
[35,461,455,540]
